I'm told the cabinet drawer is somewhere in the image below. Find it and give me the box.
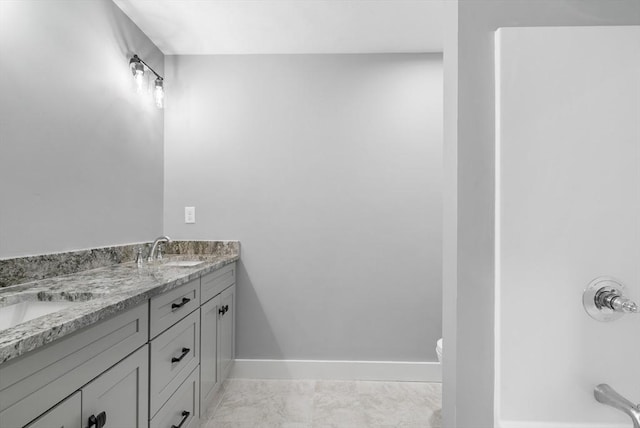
[24,391,81,428]
[150,366,200,428]
[0,303,148,428]
[150,279,200,338]
[201,263,235,304]
[150,309,200,417]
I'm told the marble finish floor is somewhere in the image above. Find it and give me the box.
[201,379,442,428]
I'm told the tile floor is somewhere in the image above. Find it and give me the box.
[201,379,442,428]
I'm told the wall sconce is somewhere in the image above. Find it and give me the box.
[129,54,164,109]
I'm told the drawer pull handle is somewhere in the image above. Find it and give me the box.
[218,305,230,316]
[171,347,191,363]
[171,410,190,428]
[171,297,191,310]
[87,411,107,428]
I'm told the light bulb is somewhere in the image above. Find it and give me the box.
[135,69,144,94]
[154,78,164,109]
[130,57,145,94]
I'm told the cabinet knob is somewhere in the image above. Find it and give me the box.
[87,411,107,428]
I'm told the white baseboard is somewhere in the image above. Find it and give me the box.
[229,359,441,382]
[499,420,629,428]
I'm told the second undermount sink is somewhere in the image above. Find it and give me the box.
[163,260,205,267]
[0,301,80,331]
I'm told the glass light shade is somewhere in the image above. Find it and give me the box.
[130,57,145,94]
[154,79,164,109]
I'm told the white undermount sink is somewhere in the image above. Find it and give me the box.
[163,260,205,267]
[0,301,80,331]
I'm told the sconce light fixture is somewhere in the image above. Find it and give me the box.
[129,54,164,109]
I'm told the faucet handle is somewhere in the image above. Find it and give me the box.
[610,296,639,314]
[135,247,144,268]
[584,277,638,322]
[594,286,639,314]
[157,244,164,261]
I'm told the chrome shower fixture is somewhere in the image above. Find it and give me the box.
[583,277,639,322]
[594,384,640,428]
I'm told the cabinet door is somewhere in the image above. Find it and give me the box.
[81,345,148,428]
[199,295,220,415]
[217,284,235,382]
[25,391,81,428]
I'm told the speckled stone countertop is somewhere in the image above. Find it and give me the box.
[0,242,239,364]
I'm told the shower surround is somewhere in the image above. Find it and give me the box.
[495,26,640,427]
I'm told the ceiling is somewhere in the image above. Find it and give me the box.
[113,0,443,55]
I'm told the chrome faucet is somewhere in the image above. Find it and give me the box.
[148,235,171,262]
[594,384,640,428]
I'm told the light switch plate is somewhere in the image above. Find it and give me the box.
[184,206,195,224]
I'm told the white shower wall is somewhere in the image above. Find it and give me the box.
[496,26,640,427]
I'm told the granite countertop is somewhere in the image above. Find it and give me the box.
[0,253,239,364]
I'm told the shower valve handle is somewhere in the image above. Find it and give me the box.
[595,289,639,314]
[583,277,638,322]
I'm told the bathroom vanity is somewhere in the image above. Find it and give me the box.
[0,242,238,428]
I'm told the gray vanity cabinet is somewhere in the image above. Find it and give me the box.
[81,344,149,428]
[0,261,237,428]
[0,303,148,428]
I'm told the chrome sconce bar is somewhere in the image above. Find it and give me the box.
[129,54,164,108]
[583,277,639,322]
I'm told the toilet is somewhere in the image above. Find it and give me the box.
[436,338,443,363]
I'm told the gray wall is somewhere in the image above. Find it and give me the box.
[444,1,640,427]
[0,0,164,258]
[164,54,443,361]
